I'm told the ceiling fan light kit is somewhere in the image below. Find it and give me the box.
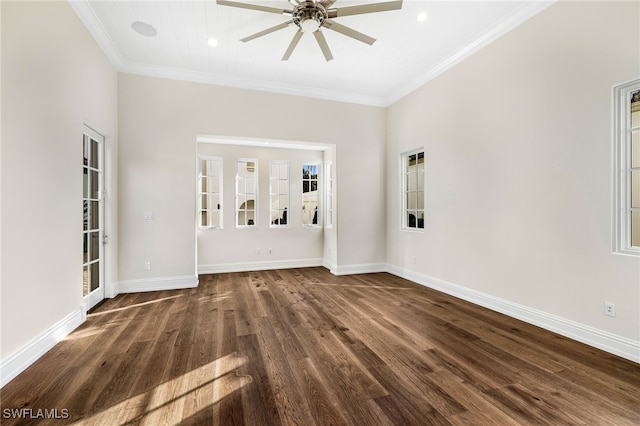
[217,0,403,61]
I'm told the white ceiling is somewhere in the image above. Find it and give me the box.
[70,0,553,106]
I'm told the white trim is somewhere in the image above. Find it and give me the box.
[68,1,124,69]
[386,264,640,364]
[118,275,199,293]
[198,258,323,275]
[0,307,85,387]
[612,78,640,256]
[331,263,387,276]
[197,134,332,151]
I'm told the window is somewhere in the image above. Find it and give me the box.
[402,150,425,230]
[325,161,333,228]
[613,79,640,256]
[236,159,257,227]
[198,157,223,229]
[270,161,289,227]
[302,163,320,227]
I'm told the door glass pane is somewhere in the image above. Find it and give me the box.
[632,170,640,208]
[408,211,417,228]
[237,195,247,209]
[632,132,640,168]
[407,192,417,209]
[90,262,100,292]
[90,170,99,199]
[83,169,88,197]
[631,91,640,128]
[90,232,100,262]
[83,234,89,263]
[90,139,99,168]
[90,201,99,229]
[83,201,89,231]
[211,211,220,228]
[83,135,89,164]
[632,211,640,247]
[83,265,89,297]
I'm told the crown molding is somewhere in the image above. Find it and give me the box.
[69,0,555,108]
[385,1,556,106]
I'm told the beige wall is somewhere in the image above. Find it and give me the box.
[1,1,118,359]
[386,1,640,341]
[117,73,387,282]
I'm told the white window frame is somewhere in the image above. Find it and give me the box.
[270,160,290,228]
[302,162,321,228]
[236,158,258,228]
[198,156,223,229]
[401,148,425,231]
[325,161,333,228]
[613,78,640,256]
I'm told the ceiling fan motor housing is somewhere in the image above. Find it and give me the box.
[292,1,327,32]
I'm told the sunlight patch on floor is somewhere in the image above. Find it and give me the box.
[74,353,251,425]
[87,295,183,317]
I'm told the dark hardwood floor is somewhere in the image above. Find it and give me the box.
[2,267,639,425]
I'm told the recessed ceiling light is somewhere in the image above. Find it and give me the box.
[207,38,219,47]
[417,12,428,22]
[131,21,157,37]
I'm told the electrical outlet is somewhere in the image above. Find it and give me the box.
[604,301,616,317]
[144,211,154,220]
[144,261,151,270]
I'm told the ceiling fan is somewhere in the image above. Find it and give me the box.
[217,0,403,61]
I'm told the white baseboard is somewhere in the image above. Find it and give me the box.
[1,307,85,388]
[198,258,324,275]
[386,264,640,364]
[118,275,199,293]
[331,262,387,276]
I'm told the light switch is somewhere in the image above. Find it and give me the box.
[144,211,154,220]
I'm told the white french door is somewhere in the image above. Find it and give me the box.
[82,126,105,310]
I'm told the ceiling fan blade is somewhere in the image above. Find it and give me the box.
[288,0,300,5]
[322,20,375,45]
[313,30,334,62]
[282,29,303,60]
[241,20,293,42]
[217,0,291,15]
[319,0,338,7]
[328,0,402,18]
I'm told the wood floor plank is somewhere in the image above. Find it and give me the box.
[237,334,283,426]
[1,268,639,425]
